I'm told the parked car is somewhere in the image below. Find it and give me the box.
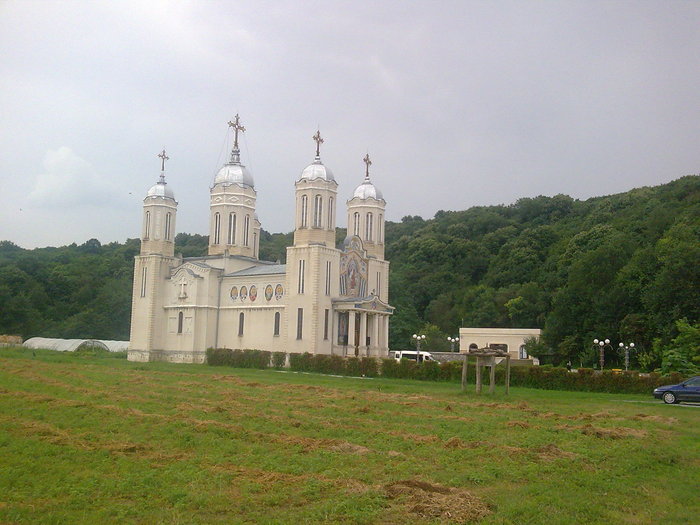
[653,375,700,404]
[392,350,435,363]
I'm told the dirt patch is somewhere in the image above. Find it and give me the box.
[556,424,648,439]
[633,414,678,425]
[328,442,371,455]
[385,479,491,522]
[506,420,531,429]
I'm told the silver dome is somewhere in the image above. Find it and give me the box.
[147,174,175,199]
[214,162,255,188]
[299,157,335,182]
[353,177,383,200]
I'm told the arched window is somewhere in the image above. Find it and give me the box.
[366,212,373,241]
[313,195,322,228]
[273,312,280,336]
[300,195,308,228]
[238,312,244,336]
[378,214,383,242]
[214,212,221,244]
[244,215,250,247]
[228,213,236,244]
[140,266,147,297]
[328,197,334,229]
[144,211,151,240]
[177,311,183,334]
[164,212,171,241]
[353,212,360,236]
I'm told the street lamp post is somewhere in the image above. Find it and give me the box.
[412,334,426,362]
[618,342,635,371]
[447,336,460,352]
[593,338,612,370]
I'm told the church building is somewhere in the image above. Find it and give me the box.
[128,117,394,363]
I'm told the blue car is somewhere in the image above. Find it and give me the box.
[653,375,700,404]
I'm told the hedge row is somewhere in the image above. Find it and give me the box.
[205,348,688,395]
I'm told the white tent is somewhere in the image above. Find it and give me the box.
[23,338,129,353]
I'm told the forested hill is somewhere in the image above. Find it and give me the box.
[1,175,699,367]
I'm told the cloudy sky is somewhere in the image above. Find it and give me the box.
[1,1,699,249]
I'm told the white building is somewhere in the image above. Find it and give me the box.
[128,119,393,363]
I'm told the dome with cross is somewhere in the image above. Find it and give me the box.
[214,114,255,189]
[298,130,335,183]
[352,153,383,201]
[147,150,176,199]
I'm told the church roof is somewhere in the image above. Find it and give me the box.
[213,114,255,189]
[351,153,384,201]
[225,264,286,277]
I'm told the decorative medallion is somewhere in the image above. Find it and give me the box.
[230,286,238,301]
[249,285,258,302]
[240,286,248,301]
[264,285,273,301]
[275,284,284,300]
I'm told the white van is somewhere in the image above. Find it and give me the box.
[392,350,435,363]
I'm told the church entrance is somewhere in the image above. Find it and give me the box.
[354,312,361,356]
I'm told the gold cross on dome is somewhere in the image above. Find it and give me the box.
[363,153,372,178]
[313,130,324,157]
[157,149,169,172]
[228,114,246,149]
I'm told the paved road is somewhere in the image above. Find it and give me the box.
[621,400,700,408]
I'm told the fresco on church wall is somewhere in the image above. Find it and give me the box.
[264,285,273,301]
[230,286,238,301]
[340,251,368,298]
[240,286,247,301]
[249,285,257,302]
[275,284,284,300]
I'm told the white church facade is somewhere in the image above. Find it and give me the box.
[128,118,393,364]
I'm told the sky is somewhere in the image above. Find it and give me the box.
[1,0,699,249]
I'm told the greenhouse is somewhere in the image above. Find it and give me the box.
[23,338,129,353]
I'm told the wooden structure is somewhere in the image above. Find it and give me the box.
[461,347,511,395]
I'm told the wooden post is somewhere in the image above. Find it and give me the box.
[475,357,482,394]
[461,354,468,392]
[505,355,511,395]
[489,360,496,394]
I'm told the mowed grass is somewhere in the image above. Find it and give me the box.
[0,348,698,524]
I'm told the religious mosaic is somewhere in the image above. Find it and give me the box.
[230,286,238,301]
[340,236,368,298]
[240,286,248,301]
[275,284,284,300]
[264,285,273,301]
[249,285,257,302]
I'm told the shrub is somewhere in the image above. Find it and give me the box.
[272,352,286,369]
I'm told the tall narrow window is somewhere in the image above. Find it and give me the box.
[378,214,383,242]
[144,211,151,240]
[140,266,147,297]
[273,312,280,336]
[177,311,183,334]
[244,215,250,246]
[366,212,373,241]
[298,259,305,294]
[324,309,329,340]
[325,260,331,295]
[165,212,171,241]
[228,213,236,244]
[313,194,323,228]
[377,271,381,297]
[238,312,244,336]
[214,213,221,244]
[296,308,303,340]
[328,197,334,229]
[253,232,257,258]
[300,195,308,228]
[353,212,360,236]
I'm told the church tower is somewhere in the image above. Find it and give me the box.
[347,154,386,260]
[129,150,179,361]
[286,131,340,355]
[208,115,260,258]
[293,130,338,247]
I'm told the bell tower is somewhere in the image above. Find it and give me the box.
[141,149,177,256]
[346,153,386,259]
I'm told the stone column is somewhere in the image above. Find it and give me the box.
[372,314,380,356]
[359,312,367,356]
[383,315,390,355]
[347,311,355,358]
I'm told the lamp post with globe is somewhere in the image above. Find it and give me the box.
[412,334,426,362]
[593,338,612,370]
[447,336,460,352]
[618,342,635,371]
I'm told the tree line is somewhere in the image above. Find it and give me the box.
[1,175,698,371]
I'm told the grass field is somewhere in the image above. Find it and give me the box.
[0,347,698,524]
